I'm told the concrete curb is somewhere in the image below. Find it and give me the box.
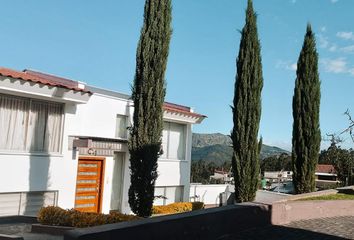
[0,216,37,225]
[31,224,75,235]
[271,200,354,225]
[276,189,339,202]
[0,234,23,240]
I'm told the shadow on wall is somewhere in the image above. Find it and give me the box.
[24,102,55,216]
[110,153,125,212]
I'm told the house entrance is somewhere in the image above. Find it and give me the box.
[74,157,105,213]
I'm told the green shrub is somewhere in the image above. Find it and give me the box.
[191,201,205,211]
[37,206,74,226]
[152,202,204,215]
[38,206,140,228]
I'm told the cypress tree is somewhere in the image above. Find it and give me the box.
[231,0,263,203]
[129,0,172,217]
[292,24,321,194]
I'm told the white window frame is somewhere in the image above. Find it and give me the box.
[161,121,187,161]
[115,114,128,139]
[0,93,64,154]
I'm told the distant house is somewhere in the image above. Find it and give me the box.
[0,67,205,216]
[210,169,232,183]
[315,164,337,181]
[264,171,292,181]
[315,164,339,188]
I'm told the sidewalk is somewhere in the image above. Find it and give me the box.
[233,216,354,239]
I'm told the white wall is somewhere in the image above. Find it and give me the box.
[0,102,80,210]
[189,184,230,205]
[74,94,129,138]
[0,90,197,215]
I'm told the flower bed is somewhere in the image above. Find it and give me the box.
[38,206,140,228]
[152,202,204,215]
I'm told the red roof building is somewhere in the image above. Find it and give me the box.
[0,67,90,93]
[316,164,337,174]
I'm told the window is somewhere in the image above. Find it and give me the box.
[0,93,64,153]
[154,186,184,205]
[161,122,186,160]
[115,115,127,139]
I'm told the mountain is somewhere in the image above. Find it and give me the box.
[192,133,290,166]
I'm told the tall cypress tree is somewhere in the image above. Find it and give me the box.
[231,0,263,203]
[292,24,321,194]
[129,0,172,217]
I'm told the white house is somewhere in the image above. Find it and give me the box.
[0,67,205,216]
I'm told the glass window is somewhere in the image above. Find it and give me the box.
[0,93,63,153]
[115,115,127,139]
[161,122,186,160]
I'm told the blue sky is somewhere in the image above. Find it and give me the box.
[1,0,354,150]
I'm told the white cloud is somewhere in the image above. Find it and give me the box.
[336,31,354,41]
[322,57,354,76]
[322,57,347,73]
[340,45,354,53]
[318,34,329,48]
[320,26,327,33]
[291,0,296,3]
[276,60,297,71]
[317,34,337,52]
[290,63,297,71]
[348,67,354,76]
[331,0,339,3]
[329,44,338,52]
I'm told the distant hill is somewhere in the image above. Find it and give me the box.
[192,133,290,166]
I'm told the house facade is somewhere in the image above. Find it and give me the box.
[0,68,205,216]
[315,164,339,189]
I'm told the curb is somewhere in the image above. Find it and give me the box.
[31,224,75,235]
[0,234,23,240]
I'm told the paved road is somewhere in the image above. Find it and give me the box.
[232,216,354,240]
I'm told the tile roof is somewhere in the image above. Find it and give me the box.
[0,67,90,93]
[316,164,337,174]
[163,102,206,119]
[0,67,205,119]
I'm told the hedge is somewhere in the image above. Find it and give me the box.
[152,202,205,215]
[38,206,140,228]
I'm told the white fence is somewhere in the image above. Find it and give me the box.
[190,184,232,205]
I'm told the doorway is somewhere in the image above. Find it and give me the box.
[74,157,105,213]
[110,153,125,212]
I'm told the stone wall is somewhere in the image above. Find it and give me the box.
[271,200,354,225]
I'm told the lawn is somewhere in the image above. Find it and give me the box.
[298,193,354,201]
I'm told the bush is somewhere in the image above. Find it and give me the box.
[152,202,204,215]
[38,206,140,228]
[191,201,205,211]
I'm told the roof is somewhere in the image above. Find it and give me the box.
[316,164,337,174]
[0,67,90,93]
[0,67,205,119]
[163,102,206,119]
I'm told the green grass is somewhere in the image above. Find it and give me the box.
[298,193,354,201]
